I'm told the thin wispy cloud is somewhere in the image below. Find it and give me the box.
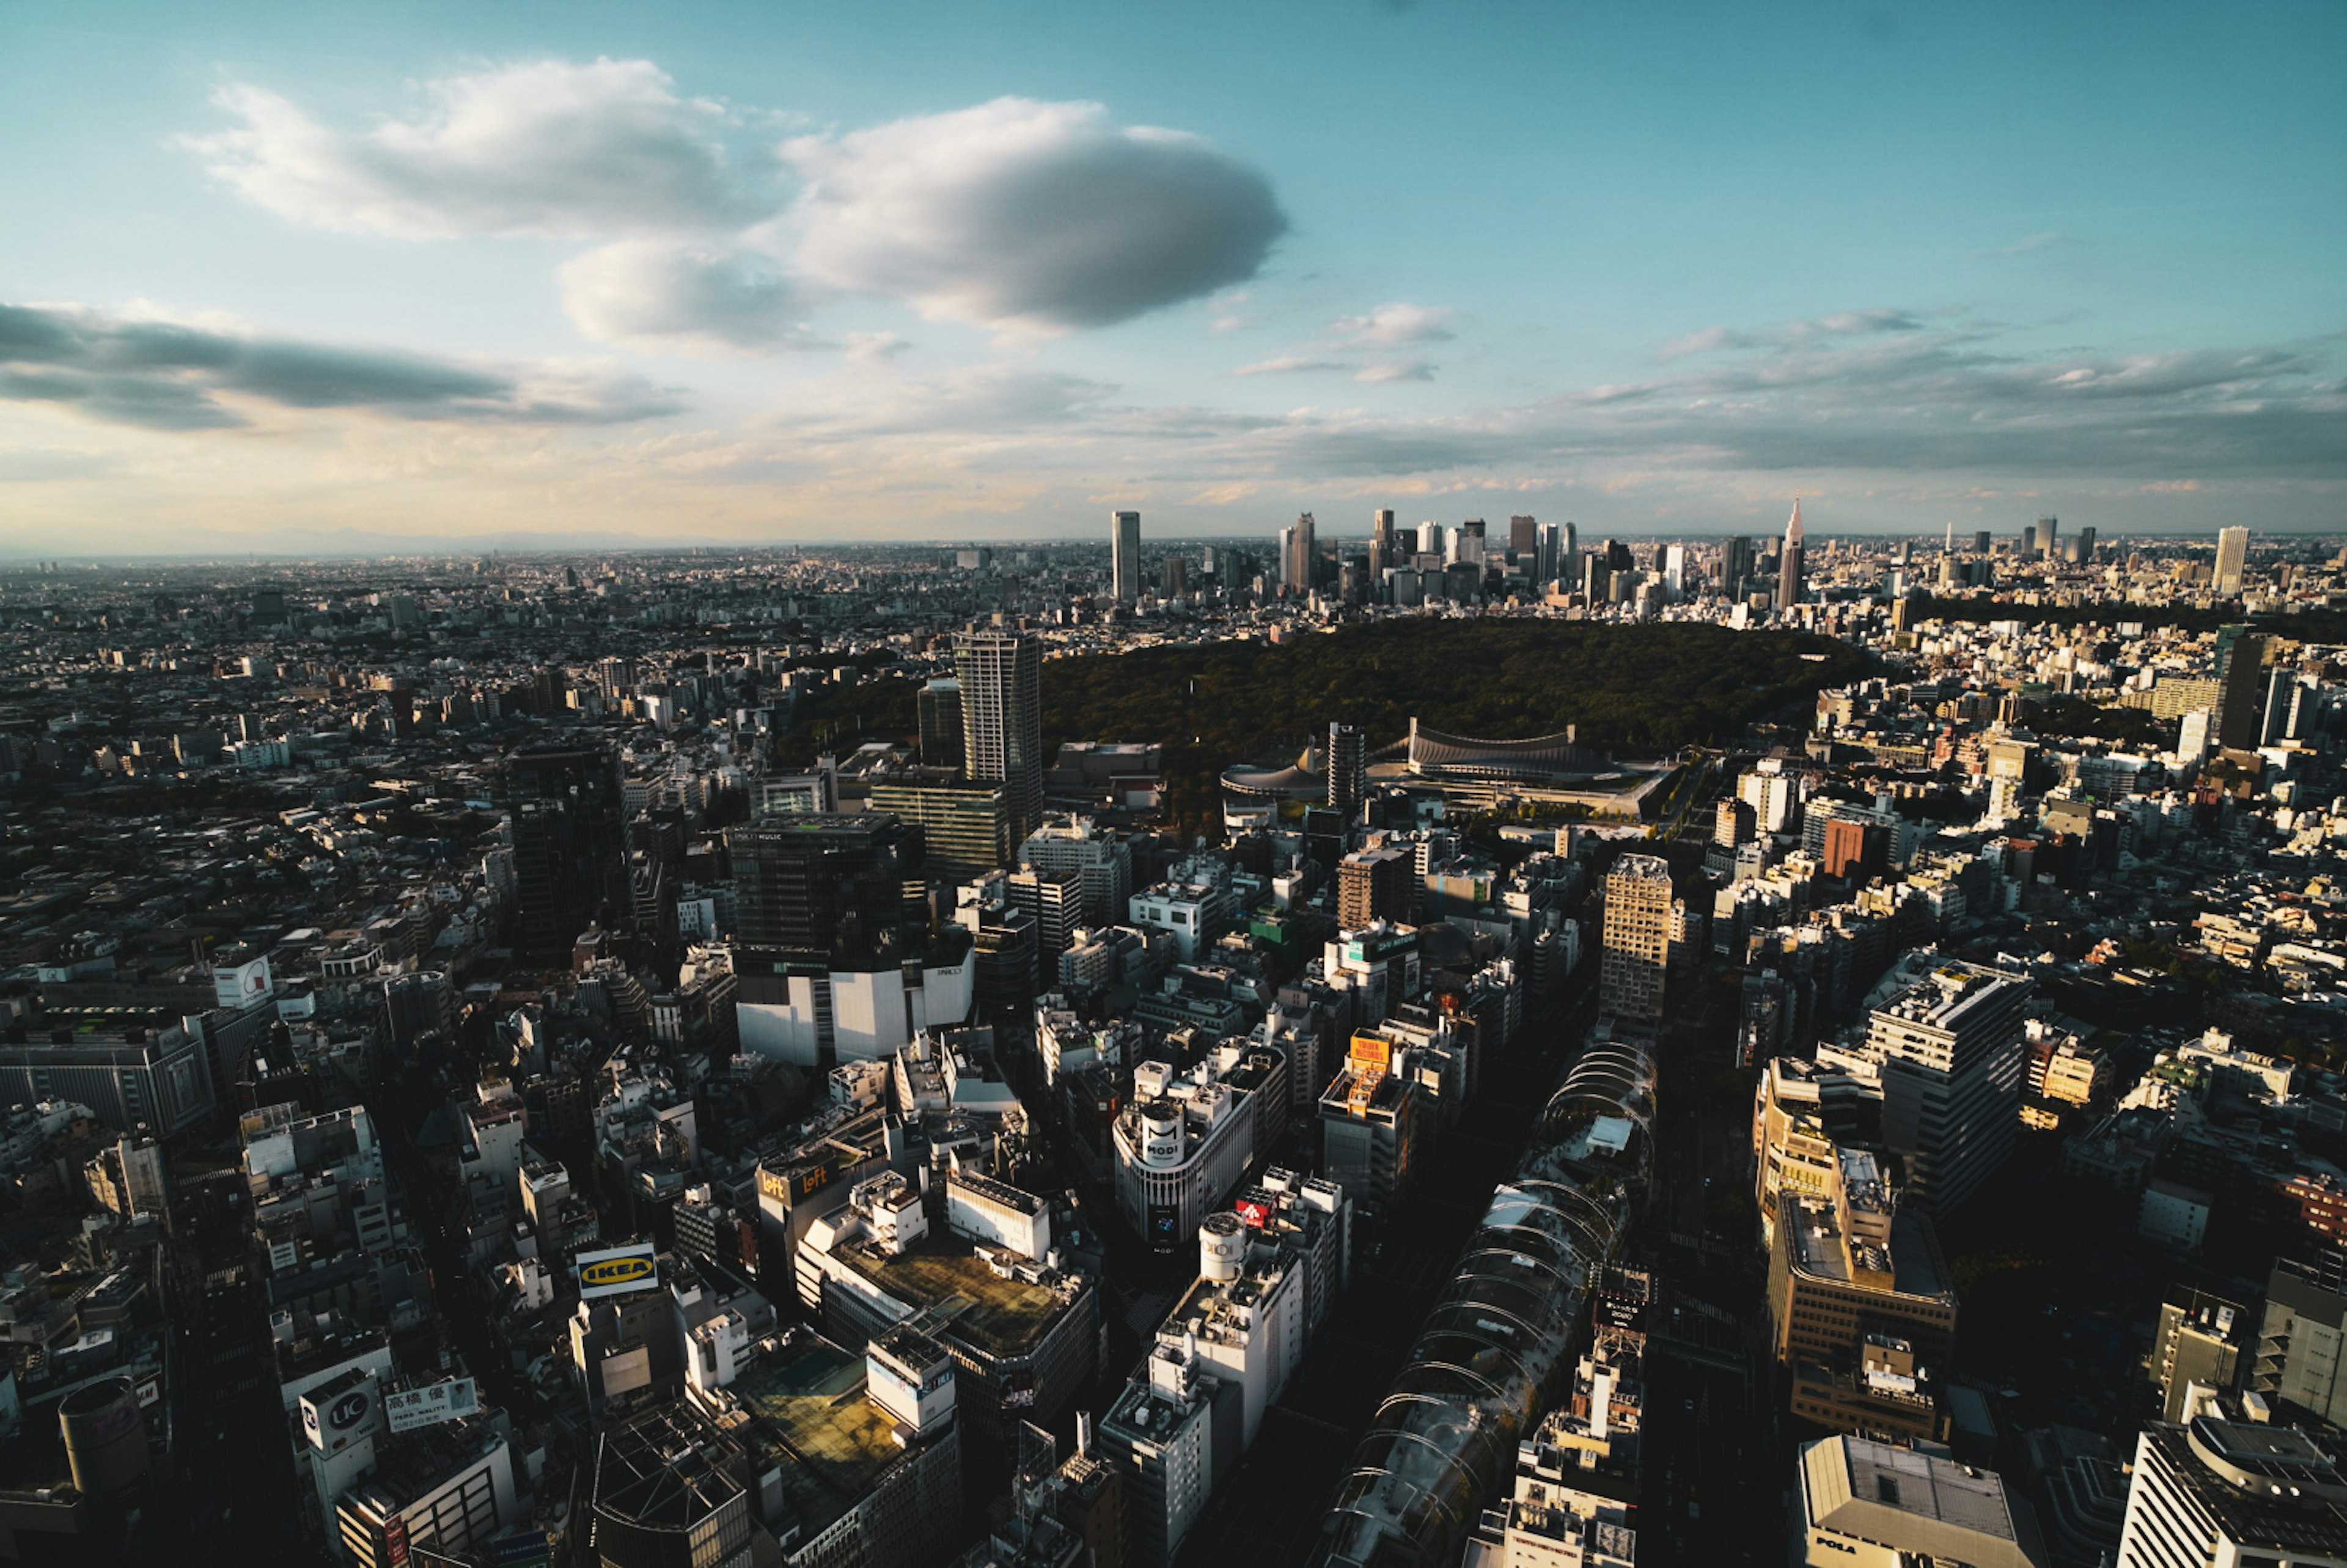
[1230,301,1458,379]
[1976,230,2074,258]
[1658,307,1926,361]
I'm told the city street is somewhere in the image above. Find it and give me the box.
[1178,979,1596,1566]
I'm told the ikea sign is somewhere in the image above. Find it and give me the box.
[575,1242,659,1300]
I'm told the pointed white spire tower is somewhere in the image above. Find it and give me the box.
[1779,497,1806,613]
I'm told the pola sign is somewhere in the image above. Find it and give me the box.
[575,1242,659,1300]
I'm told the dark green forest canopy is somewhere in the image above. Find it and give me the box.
[782,619,1872,778]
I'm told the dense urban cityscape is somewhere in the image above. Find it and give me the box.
[0,507,2344,1568]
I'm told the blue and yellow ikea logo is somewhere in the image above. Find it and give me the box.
[580,1256,654,1289]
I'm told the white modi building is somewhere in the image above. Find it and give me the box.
[736,956,975,1067]
[1114,1063,1255,1254]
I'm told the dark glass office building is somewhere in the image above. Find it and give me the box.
[507,743,631,962]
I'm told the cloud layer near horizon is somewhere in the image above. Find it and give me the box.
[0,302,678,429]
[1,54,2337,548]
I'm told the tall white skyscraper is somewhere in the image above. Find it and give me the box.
[2214,525,2250,596]
[1111,511,1142,604]
[1662,543,1688,596]
[1416,519,1441,557]
[954,628,1043,844]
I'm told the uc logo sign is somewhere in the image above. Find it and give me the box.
[329,1391,370,1429]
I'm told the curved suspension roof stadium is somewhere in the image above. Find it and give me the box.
[1405,719,1609,785]
[1310,1036,1656,1568]
[1219,763,1328,802]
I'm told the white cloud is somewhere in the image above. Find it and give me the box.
[1233,354,1347,376]
[1332,302,1456,345]
[559,239,815,356]
[842,332,911,364]
[1659,307,1924,360]
[1355,359,1436,383]
[784,97,1287,334]
[185,59,766,238]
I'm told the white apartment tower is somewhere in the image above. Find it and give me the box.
[2214,525,2251,596]
[1600,854,1673,1023]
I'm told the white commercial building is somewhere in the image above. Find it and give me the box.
[2117,1409,2347,1568]
[735,956,974,1066]
[1113,1057,1263,1252]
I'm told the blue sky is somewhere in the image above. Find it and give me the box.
[1,0,2340,552]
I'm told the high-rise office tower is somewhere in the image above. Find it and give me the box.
[507,742,631,961]
[866,775,1009,887]
[1662,543,1688,596]
[730,814,927,971]
[1508,515,1538,559]
[2037,515,2059,560]
[1369,509,1397,580]
[1868,959,2030,1212]
[1111,511,1142,604]
[1560,519,1577,567]
[1779,499,1806,611]
[1535,522,1562,585]
[1973,530,1992,554]
[955,628,1045,844]
[1721,535,1754,596]
[917,677,964,771]
[1582,552,1610,604]
[1280,512,1318,593]
[2214,525,2250,596]
[2022,521,2040,558]
[1416,519,1441,557]
[1457,518,1486,566]
[1326,723,1367,820]
[1600,854,1673,1022]
[2211,625,2269,751]
[2075,524,2096,561]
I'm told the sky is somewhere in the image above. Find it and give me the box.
[0,0,2341,555]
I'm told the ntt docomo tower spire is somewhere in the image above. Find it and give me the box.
[1780,497,1806,613]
